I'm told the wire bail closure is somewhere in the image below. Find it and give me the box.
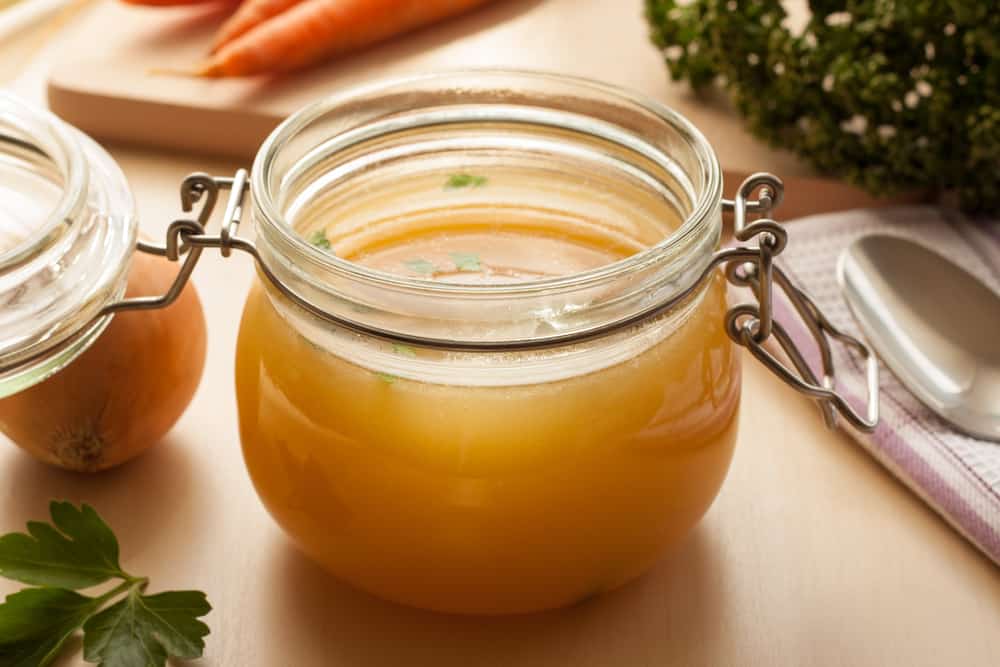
[721,174,879,433]
[103,170,879,434]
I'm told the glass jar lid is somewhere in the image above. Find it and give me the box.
[0,93,137,397]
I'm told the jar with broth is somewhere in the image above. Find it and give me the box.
[0,73,877,615]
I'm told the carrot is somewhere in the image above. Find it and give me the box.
[122,0,230,6]
[210,0,301,53]
[199,0,497,77]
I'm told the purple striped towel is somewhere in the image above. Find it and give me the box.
[773,206,1000,567]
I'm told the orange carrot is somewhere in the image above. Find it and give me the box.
[199,0,497,77]
[210,0,301,53]
[122,0,231,6]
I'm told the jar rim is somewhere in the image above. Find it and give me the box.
[250,69,722,297]
[0,93,89,270]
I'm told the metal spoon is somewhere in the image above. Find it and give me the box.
[838,234,1000,442]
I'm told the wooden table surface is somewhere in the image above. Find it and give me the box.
[2,5,999,667]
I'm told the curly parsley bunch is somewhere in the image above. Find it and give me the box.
[646,0,999,212]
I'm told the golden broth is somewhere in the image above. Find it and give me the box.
[235,192,739,614]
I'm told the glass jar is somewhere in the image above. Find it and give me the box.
[0,72,877,615]
[239,72,736,614]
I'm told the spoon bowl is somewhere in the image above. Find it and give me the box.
[838,235,1000,442]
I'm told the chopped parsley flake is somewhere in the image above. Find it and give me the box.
[404,259,436,275]
[450,252,481,272]
[444,173,488,189]
[308,230,332,251]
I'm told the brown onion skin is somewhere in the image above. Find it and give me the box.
[0,251,207,471]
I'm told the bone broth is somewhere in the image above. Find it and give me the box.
[235,177,739,613]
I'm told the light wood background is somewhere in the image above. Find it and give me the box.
[2,3,998,666]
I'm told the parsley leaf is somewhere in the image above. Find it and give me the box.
[403,259,436,275]
[444,173,487,189]
[308,230,332,251]
[449,252,481,272]
[0,502,124,589]
[375,372,398,384]
[0,588,101,667]
[83,588,211,667]
[0,502,212,667]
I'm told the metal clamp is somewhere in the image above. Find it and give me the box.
[721,174,879,432]
[104,170,879,433]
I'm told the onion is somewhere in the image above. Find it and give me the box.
[0,251,207,471]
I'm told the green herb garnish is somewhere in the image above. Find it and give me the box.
[449,252,481,272]
[0,501,211,667]
[645,0,1000,213]
[391,344,417,357]
[308,230,331,251]
[404,259,436,275]
[444,173,488,190]
[375,372,398,384]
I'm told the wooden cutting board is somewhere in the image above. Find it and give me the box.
[46,0,905,217]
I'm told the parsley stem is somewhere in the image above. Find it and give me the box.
[91,576,147,607]
[94,581,132,609]
[126,575,149,592]
[94,579,136,606]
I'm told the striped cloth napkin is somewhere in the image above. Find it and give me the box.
[772,205,1000,567]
